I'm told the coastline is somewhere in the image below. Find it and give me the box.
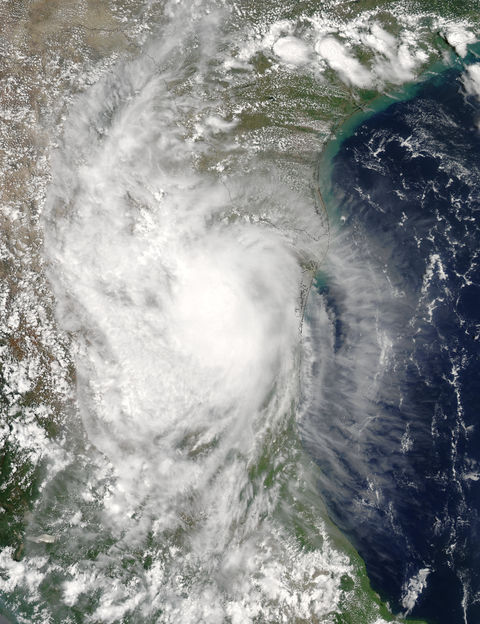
[298,40,480,624]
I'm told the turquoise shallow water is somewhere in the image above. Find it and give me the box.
[2,2,480,623]
[318,44,480,212]
[302,50,480,623]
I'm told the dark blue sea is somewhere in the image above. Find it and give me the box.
[301,60,480,624]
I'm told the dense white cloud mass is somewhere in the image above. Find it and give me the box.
[12,8,347,622]
[444,25,477,57]
[463,64,480,99]
[316,37,372,88]
[273,36,311,66]
[1,0,478,621]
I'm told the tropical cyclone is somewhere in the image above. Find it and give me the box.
[0,1,478,623]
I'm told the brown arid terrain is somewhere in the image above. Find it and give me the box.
[1,2,479,622]
[0,0,151,560]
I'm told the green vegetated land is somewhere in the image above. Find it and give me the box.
[1,1,479,622]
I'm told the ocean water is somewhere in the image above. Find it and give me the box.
[0,1,479,623]
[301,59,480,624]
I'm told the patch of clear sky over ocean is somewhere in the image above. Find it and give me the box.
[303,49,480,624]
[2,2,480,622]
